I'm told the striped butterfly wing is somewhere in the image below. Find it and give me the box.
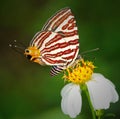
[42,7,75,32]
[30,7,79,76]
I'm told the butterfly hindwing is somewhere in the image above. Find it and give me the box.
[50,55,82,76]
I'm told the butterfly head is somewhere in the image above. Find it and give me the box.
[24,46,44,65]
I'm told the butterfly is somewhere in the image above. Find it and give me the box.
[24,7,80,76]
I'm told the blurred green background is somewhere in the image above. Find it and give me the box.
[0,0,120,119]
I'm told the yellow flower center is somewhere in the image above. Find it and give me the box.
[63,59,95,84]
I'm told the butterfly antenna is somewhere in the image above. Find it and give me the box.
[9,44,23,55]
[9,40,25,55]
[13,40,26,48]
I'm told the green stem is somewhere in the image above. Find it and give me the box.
[83,84,96,119]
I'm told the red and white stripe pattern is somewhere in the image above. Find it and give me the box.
[30,7,79,76]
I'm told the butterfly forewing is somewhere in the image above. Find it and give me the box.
[30,7,79,76]
[42,8,78,38]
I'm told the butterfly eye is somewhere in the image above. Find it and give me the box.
[25,49,30,53]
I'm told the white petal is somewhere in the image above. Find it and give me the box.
[86,73,119,110]
[61,83,82,118]
[61,83,74,97]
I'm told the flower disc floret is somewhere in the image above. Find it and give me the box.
[63,59,95,84]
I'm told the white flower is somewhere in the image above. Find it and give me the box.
[61,73,119,118]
